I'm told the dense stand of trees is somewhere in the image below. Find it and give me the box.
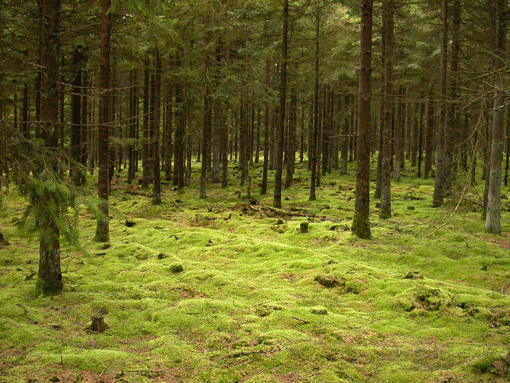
[1,0,510,293]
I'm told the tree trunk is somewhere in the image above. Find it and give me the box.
[285,82,297,188]
[485,0,508,234]
[174,78,186,193]
[164,83,173,181]
[71,45,85,186]
[432,0,451,207]
[261,58,270,195]
[38,0,62,295]
[351,0,373,240]
[273,0,288,209]
[380,0,394,219]
[152,50,162,205]
[95,0,111,243]
[142,56,151,188]
[424,85,435,179]
[309,11,320,201]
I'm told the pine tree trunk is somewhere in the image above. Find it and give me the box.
[273,0,288,209]
[309,11,320,202]
[95,0,111,243]
[432,0,450,207]
[285,84,297,188]
[261,58,270,195]
[380,0,394,219]
[71,45,85,186]
[352,0,373,240]
[485,0,508,234]
[174,78,186,193]
[38,0,62,295]
[152,50,162,204]
[424,85,435,179]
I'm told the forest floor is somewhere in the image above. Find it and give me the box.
[1,161,510,383]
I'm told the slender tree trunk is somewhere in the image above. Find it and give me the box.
[285,82,297,188]
[424,85,435,179]
[273,0,288,209]
[164,83,173,181]
[485,0,508,234]
[95,0,111,243]
[221,103,229,188]
[309,10,320,201]
[152,50,162,204]
[142,56,151,188]
[200,45,212,198]
[380,0,394,219]
[71,45,85,186]
[174,76,186,193]
[240,94,249,186]
[127,69,137,184]
[38,0,62,295]
[261,58,270,195]
[432,0,451,207]
[352,0,373,240]
[394,87,404,182]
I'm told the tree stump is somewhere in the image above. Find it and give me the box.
[86,314,108,333]
[300,222,309,234]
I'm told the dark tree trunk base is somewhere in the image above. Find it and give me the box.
[86,314,108,333]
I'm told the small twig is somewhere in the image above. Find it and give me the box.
[16,303,28,314]
[337,370,355,381]
[290,316,310,324]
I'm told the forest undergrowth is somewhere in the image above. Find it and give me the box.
[1,161,510,383]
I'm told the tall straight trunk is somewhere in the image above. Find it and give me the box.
[200,51,212,198]
[38,0,62,295]
[285,83,297,188]
[485,0,508,234]
[340,96,349,175]
[255,108,261,164]
[261,58,270,195]
[380,0,394,219]
[432,0,450,207]
[273,0,288,209]
[71,45,85,186]
[321,91,330,177]
[22,83,29,139]
[240,94,249,186]
[81,70,88,171]
[424,85,435,179]
[221,104,229,188]
[142,56,151,188]
[352,0,373,240]
[394,87,404,182]
[164,83,173,181]
[174,79,186,193]
[152,50,162,204]
[309,11,320,201]
[127,69,137,184]
[417,101,425,177]
[95,0,111,243]
[448,0,461,182]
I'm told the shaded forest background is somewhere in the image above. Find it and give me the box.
[1,0,510,294]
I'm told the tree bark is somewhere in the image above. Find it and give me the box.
[71,45,85,186]
[432,0,451,207]
[351,0,373,240]
[95,0,111,243]
[38,0,62,295]
[485,0,508,234]
[273,0,288,209]
[380,0,394,219]
[152,50,162,204]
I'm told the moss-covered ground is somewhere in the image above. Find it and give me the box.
[1,161,510,382]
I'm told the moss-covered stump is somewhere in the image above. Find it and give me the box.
[86,314,108,333]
